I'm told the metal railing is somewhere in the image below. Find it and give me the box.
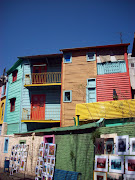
[22,107,60,121]
[25,72,61,85]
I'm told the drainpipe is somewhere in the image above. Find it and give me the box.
[76,115,80,126]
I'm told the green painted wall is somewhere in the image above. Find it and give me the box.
[6,64,23,134]
[54,124,135,180]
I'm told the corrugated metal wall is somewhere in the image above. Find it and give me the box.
[97,73,131,101]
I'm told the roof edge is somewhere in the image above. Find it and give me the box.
[60,43,130,52]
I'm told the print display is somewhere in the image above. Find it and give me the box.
[130,138,135,155]
[35,142,56,179]
[124,174,135,180]
[125,156,135,175]
[9,144,29,175]
[95,155,108,172]
[116,135,129,155]
[109,156,124,174]
[107,172,123,180]
[95,138,104,155]
[105,138,114,154]
[93,171,107,180]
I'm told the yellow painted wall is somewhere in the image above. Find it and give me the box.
[0,97,6,124]
[76,99,135,121]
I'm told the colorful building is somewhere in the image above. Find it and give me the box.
[3,43,133,135]
[5,54,62,134]
[60,43,132,126]
[0,75,7,135]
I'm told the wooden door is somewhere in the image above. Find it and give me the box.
[31,94,45,120]
[88,88,96,103]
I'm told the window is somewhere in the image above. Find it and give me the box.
[10,98,16,112]
[19,140,26,144]
[86,52,95,61]
[86,79,96,103]
[4,137,9,153]
[63,90,72,102]
[44,135,55,144]
[12,70,18,82]
[1,103,4,121]
[63,53,72,63]
[131,63,134,67]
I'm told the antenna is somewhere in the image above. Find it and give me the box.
[120,32,123,44]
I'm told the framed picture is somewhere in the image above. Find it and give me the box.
[48,144,56,156]
[47,165,50,176]
[39,159,44,167]
[35,177,39,180]
[44,149,48,157]
[42,174,47,180]
[95,138,104,155]
[20,160,25,171]
[38,168,43,178]
[130,138,135,155]
[105,138,114,154]
[124,174,135,180]
[35,166,38,174]
[43,164,47,174]
[40,141,44,149]
[45,143,49,150]
[47,176,53,180]
[125,156,135,175]
[93,171,107,180]
[49,165,54,176]
[39,149,44,157]
[44,156,47,164]
[95,155,108,172]
[109,156,124,174]
[107,172,123,180]
[51,157,55,166]
[116,135,129,155]
[47,157,51,165]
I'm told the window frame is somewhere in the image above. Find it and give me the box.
[63,53,72,63]
[63,90,72,103]
[10,98,16,112]
[4,137,9,153]
[44,135,55,144]
[86,52,96,62]
[19,140,26,144]
[12,70,18,82]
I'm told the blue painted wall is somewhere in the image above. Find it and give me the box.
[6,64,23,134]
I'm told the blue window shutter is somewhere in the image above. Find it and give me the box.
[4,137,9,153]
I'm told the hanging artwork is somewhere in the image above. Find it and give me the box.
[35,142,56,180]
[124,174,135,180]
[107,172,123,180]
[109,156,124,174]
[105,138,114,154]
[130,138,135,155]
[9,144,29,175]
[93,171,107,180]
[95,155,108,172]
[125,156,135,175]
[116,135,129,155]
[95,138,104,155]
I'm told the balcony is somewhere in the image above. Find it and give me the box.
[21,107,60,123]
[76,99,135,121]
[24,72,61,87]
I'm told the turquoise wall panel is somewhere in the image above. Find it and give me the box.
[21,123,28,132]
[97,61,126,75]
[7,123,19,135]
[6,64,23,132]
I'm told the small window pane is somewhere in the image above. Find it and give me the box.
[131,63,134,67]
[65,92,70,101]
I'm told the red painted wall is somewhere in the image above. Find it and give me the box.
[97,73,132,102]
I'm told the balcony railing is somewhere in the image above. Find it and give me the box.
[25,72,61,85]
[22,107,60,121]
[76,99,135,121]
[97,61,126,75]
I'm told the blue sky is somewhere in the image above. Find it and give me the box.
[0,0,135,75]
